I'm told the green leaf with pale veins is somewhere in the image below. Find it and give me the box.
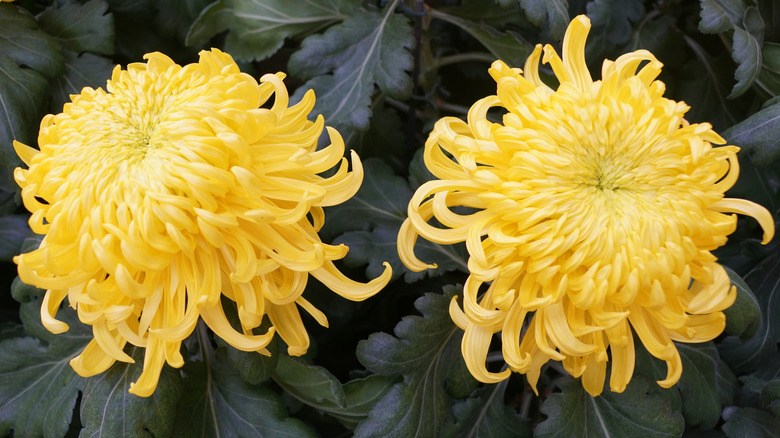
[723,101,780,165]
[187,0,359,61]
[36,0,114,55]
[723,266,762,340]
[324,158,467,282]
[80,346,183,438]
[429,10,532,68]
[0,3,64,189]
[722,407,780,438]
[49,51,114,114]
[443,380,532,438]
[699,0,748,34]
[0,299,89,438]
[288,7,413,138]
[674,343,738,430]
[173,348,315,438]
[517,0,570,40]
[729,6,764,98]
[718,254,780,374]
[535,376,684,438]
[273,354,347,411]
[353,286,477,438]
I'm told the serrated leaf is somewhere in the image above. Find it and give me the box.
[675,343,738,430]
[289,8,413,137]
[0,300,89,438]
[324,158,467,282]
[535,376,684,438]
[586,0,644,55]
[49,51,114,114]
[429,10,532,68]
[724,265,762,340]
[273,354,347,411]
[700,0,748,34]
[36,0,114,55]
[723,101,780,165]
[729,7,764,98]
[517,0,569,41]
[173,348,315,438]
[0,3,64,186]
[722,407,780,438]
[80,346,182,438]
[187,0,359,61]
[353,286,476,438]
[443,380,532,438]
[718,254,780,374]
[0,215,30,262]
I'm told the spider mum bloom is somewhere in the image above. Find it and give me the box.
[398,15,774,396]
[13,49,391,397]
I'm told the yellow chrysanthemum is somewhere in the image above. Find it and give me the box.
[398,15,774,396]
[13,49,391,397]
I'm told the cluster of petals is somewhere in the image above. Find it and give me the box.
[398,15,774,395]
[13,49,391,396]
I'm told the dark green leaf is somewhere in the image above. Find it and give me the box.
[429,10,532,68]
[216,299,279,385]
[699,0,748,34]
[757,42,780,96]
[353,286,476,438]
[729,7,764,98]
[438,0,529,29]
[49,51,114,114]
[187,0,359,61]
[273,354,347,411]
[722,407,780,438]
[517,0,570,41]
[0,3,64,187]
[155,0,212,44]
[675,343,738,430]
[289,8,413,137]
[36,0,114,55]
[535,376,685,438]
[723,266,762,340]
[718,254,780,374]
[80,346,182,438]
[443,380,532,438]
[723,101,780,165]
[0,300,89,438]
[585,0,644,58]
[0,215,30,262]
[761,379,780,418]
[173,348,315,438]
[328,375,397,428]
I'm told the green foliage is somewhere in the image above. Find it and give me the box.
[722,406,780,438]
[289,4,414,141]
[80,346,182,437]
[188,0,359,62]
[0,215,31,262]
[724,266,762,340]
[724,101,780,165]
[535,376,685,437]
[353,286,477,437]
[443,380,532,438]
[173,348,316,438]
[585,0,645,60]
[0,300,88,438]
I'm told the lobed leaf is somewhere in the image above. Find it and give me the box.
[722,406,780,438]
[49,51,114,114]
[289,7,413,138]
[443,380,532,438]
[724,100,780,165]
[0,300,89,438]
[675,343,739,430]
[80,346,183,438]
[535,376,684,438]
[173,348,315,438]
[187,0,359,61]
[718,254,780,374]
[517,0,570,41]
[353,286,477,437]
[36,0,114,55]
[700,0,748,34]
[729,6,764,98]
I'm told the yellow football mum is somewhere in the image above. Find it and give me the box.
[13,49,391,397]
[398,15,774,396]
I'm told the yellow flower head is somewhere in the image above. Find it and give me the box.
[13,49,391,397]
[398,16,774,396]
